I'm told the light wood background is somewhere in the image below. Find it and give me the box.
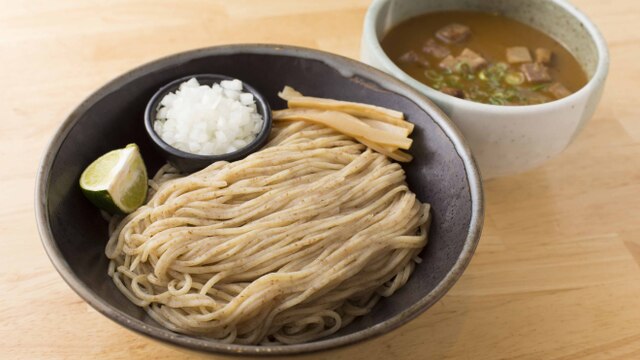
[2,0,639,359]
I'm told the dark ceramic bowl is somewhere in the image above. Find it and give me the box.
[35,44,483,357]
[145,73,272,173]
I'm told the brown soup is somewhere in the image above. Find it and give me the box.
[381,11,588,106]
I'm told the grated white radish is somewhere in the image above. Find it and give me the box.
[153,78,264,156]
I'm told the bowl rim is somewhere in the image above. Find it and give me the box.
[34,43,484,356]
[362,0,610,112]
[144,73,273,168]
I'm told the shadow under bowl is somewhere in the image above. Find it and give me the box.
[35,44,483,357]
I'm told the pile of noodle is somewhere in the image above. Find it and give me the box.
[106,121,430,345]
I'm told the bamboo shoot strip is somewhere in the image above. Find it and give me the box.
[277,86,415,134]
[277,86,304,101]
[361,118,411,137]
[287,96,414,134]
[356,137,413,162]
[273,109,413,150]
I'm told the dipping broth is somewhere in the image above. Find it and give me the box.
[381,11,588,106]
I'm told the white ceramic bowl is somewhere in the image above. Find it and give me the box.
[361,0,609,179]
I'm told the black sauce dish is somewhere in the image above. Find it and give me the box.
[35,44,483,357]
[145,74,272,173]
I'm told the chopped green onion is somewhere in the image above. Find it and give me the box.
[454,62,471,74]
[531,83,548,92]
[489,96,506,105]
[425,70,443,81]
[508,93,524,102]
[496,62,509,71]
[505,72,525,85]
[475,90,489,98]
[447,74,461,86]
[489,78,501,88]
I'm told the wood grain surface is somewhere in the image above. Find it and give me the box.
[1,0,639,359]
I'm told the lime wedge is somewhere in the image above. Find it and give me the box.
[79,143,148,214]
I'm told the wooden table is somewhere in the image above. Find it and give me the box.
[2,0,639,359]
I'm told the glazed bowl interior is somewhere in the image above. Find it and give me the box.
[36,45,483,356]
